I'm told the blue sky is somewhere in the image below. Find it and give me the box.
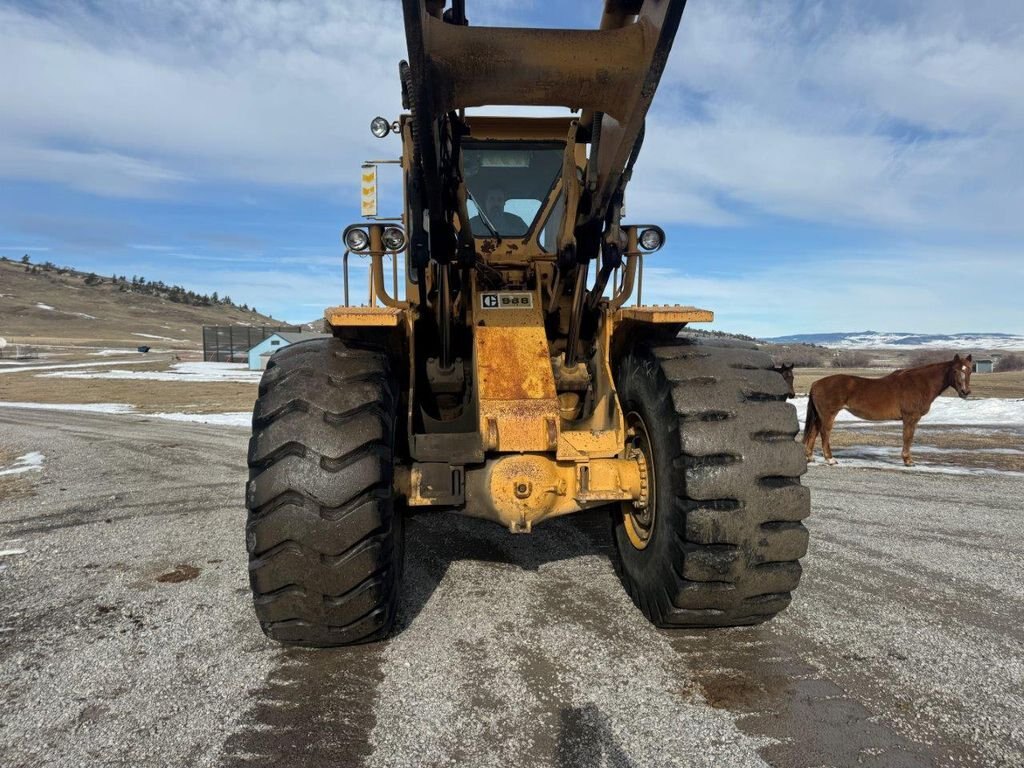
[1,0,1022,336]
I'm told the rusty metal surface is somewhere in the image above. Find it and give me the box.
[462,454,644,532]
[474,289,560,453]
[617,305,714,324]
[558,429,622,461]
[463,116,576,140]
[325,306,405,327]
[405,463,465,507]
[415,14,650,119]
[475,319,559,450]
[475,326,554,401]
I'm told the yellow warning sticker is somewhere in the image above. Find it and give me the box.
[360,164,377,217]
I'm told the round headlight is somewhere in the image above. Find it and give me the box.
[639,227,664,252]
[370,116,391,139]
[382,226,406,251]
[345,228,370,252]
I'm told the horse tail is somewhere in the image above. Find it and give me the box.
[804,392,819,441]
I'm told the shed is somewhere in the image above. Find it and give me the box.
[973,359,995,374]
[247,332,330,370]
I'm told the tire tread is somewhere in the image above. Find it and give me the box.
[613,338,810,628]
[245,337,400,647]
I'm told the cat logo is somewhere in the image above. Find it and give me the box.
[480,292,534,310]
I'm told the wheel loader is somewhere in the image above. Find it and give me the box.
[245,0,810,647]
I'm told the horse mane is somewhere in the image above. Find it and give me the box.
[888,359,954,380]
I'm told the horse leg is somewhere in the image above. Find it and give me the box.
[803,421,819,462]
[821,413,840,466]
[902,416,920,466]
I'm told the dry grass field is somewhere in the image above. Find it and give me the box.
[1,356,1020,420]
[0,356,259,413]
[0,369,259,413]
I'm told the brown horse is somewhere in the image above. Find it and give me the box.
[804,354,973,467]
[772,363,795,398]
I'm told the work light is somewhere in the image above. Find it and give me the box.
[344,227,370,252]
[382,226,407,251]
[370,117,391,138]
[638,227,665,252]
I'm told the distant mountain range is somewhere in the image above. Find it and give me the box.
[763,331,1024,351]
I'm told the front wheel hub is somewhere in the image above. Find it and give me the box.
[622,411,656,550]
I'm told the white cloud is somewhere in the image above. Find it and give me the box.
[0,143,190,197]
[0,2,407,193]
[640,247,1024,337]
[632,0,1024,233]
[2,0,1022,236]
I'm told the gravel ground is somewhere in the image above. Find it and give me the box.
[1,408,1022,767]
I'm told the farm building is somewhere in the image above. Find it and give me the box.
[247,332,330,370]
[973,358,997,374]
[202,325,301,363]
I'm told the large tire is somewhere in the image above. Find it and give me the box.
[245,338,402,647]
[612,339,810,627]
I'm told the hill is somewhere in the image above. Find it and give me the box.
[301,318,328,333]
[764,330,1024,351]
[0,257,281,349]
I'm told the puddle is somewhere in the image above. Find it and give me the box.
[666,630,977,768]
[155,563,200,583]
[220,646,384,768]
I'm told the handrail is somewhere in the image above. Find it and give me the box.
[610,228,645,310]
[342,224,409,308]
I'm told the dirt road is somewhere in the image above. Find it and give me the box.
[1,408,1022,767]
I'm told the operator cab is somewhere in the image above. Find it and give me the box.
[462,140,564,251]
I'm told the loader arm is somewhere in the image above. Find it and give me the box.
[402,0,687,242]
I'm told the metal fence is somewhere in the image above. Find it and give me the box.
[202,326,301,363]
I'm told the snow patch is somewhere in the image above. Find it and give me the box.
[766,331,1024,351]
[131,332,186,342]
[149,411,251,427]
[0,401,136,414]
[0,358,164,374]
[808,446,1024,477]
[38,361,261,383]
[0,451,45,477]
[24,303,95,319]
[910,445,1024,456]
[0,401,249,428]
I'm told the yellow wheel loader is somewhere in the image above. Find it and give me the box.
[245,0,810,647]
